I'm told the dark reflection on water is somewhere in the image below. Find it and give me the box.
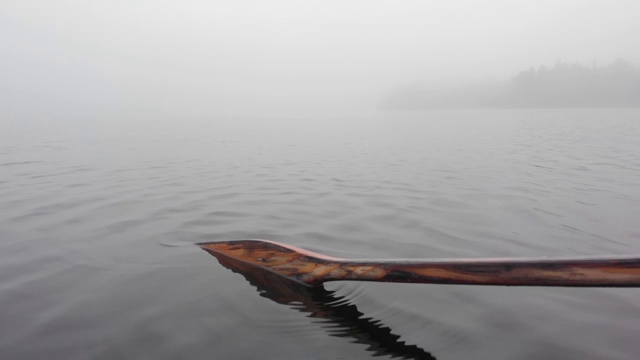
[203,248,437,360]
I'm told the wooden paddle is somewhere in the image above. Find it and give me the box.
[199,239,640,287]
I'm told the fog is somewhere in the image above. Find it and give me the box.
[2,1,639,119]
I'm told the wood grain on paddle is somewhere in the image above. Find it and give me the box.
[199,240,640,287]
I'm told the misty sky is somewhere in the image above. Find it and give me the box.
[2,1,639,118]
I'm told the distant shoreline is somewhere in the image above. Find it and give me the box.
[383,59,640,110]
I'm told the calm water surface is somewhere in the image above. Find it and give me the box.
[1,110,640,359]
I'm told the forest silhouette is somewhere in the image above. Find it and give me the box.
[385,59,640,109]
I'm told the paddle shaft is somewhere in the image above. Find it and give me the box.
[306,257,640,287]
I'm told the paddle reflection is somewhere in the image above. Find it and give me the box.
[204,249,437,360]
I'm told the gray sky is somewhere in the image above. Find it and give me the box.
[2,0,639,118]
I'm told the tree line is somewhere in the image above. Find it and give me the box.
[384,59,640,109]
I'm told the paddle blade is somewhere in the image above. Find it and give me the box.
[198,239,343,286]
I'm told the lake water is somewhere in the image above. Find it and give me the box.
[2,109,640,359]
